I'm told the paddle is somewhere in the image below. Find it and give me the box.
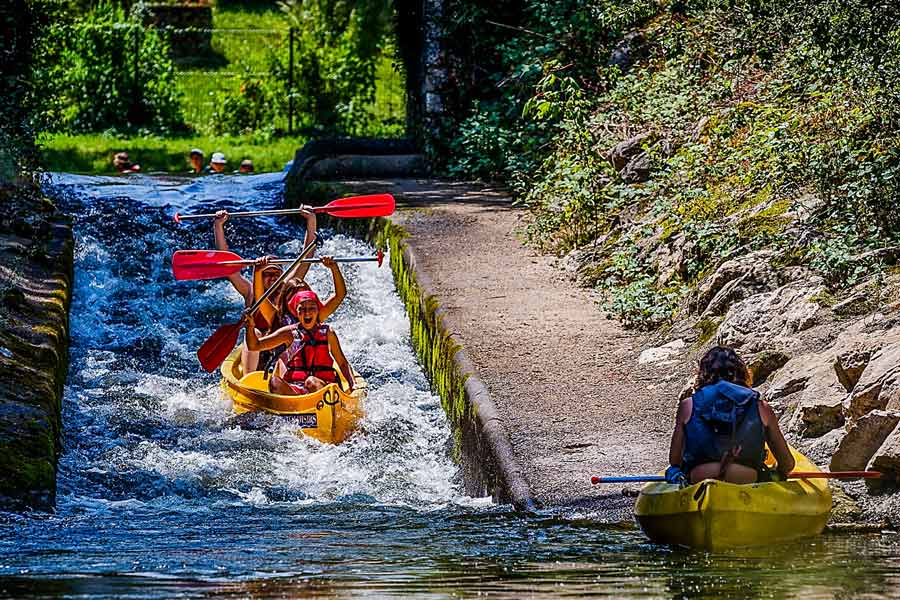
[196,238,318,372]
[172,249,385,280]
[590,470,884,484]
[173,194,395,223]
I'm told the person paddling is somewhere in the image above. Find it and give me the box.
[213,207,318,373]
[667,346,795,484]
[245,290,354,395]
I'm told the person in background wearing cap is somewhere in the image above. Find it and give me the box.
[188,149,204,174]
[204,151,227,174]
[244,289,355,395]
[213,205,341,374]
[236,159,254,174]
[113,152,140,173]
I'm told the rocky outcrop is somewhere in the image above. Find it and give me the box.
[830,410,900,471]
[846,344,900,419]
[0,184,73,511]
[717,283,824,354]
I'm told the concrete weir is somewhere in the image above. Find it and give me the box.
[0,186,73,511]
[305,183,535,510]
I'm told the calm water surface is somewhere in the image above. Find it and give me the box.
[1,172,899,598]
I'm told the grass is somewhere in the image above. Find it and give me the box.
[41,0,406,174]
[38,132,307,174]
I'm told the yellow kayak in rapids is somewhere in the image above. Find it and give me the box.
[634,447,831,550]
[219,349,366,444]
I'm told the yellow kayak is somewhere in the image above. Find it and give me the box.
[219,349,366,444]
[634,447,831,550]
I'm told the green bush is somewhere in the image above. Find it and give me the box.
[32,1,183,134]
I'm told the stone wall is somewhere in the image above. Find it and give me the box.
[0,184,73,511]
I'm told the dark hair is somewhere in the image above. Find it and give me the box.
[695,346,751,389]
[273,277,311,320]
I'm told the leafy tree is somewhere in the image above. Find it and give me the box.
[32,1,183,134]
[277,0,394,134]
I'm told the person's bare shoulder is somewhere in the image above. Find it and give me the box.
[676,397,692,424]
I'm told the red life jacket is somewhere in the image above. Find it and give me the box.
[282,324,337,384]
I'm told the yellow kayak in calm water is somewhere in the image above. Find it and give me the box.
[634,447,831,550]
[219,349,366,444]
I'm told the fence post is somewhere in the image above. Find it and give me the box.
[288,27,294,135]
[132,24,141,126]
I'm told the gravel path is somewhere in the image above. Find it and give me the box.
[340,179,685,520]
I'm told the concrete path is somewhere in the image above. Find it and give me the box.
[338,179,685,520]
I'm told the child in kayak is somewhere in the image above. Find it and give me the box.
[668,346,794,484]
[213,206,327,373]
[244,290,354,395]
[254,263,347,374]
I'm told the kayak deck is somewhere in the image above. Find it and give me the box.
[634,448,831,550]
[219,349,366,444]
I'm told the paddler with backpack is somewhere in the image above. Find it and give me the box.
[667,346,795,485]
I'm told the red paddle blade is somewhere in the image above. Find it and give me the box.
[197,320,243,372]
[172,250,245,280]
[317,194,396,218]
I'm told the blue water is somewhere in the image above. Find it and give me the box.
[1,173,900,599]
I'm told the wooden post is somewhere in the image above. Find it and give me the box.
[288,27,295,135]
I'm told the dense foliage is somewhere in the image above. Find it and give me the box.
[0,0,45,176]
[439,0,900,328]
[32,1,184,134]
[276,0,396,135]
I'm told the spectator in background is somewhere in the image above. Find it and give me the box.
[237,159,254,174]
[204,152,227,174]
[113,152,140,173]
[189,148,204,174]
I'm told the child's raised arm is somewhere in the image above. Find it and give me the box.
[319,256,346,321]
[245,321,295,352]
[327,329,354,392]
[282,206,317,282]
[214,210,251,300]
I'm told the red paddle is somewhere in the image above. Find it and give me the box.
[174,194,395,223]
[172,249,385,280]
[589,470,883,484]
[197,238,318,372]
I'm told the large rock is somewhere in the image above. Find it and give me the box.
[695,250,779,315]
[866,425,900,493]
[847,344,900,419]
[834,348,873,392]
[789,390,846,438]
[717,284,824,354]
[830,410,900,471]
[621,152,650,183]
[746,350,790,386]
[770,354,846,437]
[609,133,654,172]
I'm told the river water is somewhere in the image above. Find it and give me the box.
[1,173,900,598]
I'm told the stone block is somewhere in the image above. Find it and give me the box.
[847,344,900,419]
[834,348,873,392]
[866,424,900,493]
[830,410,900,471]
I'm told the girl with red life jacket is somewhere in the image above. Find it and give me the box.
[213,208,344,374]
[244,290,354,396]
[668,346,794,485]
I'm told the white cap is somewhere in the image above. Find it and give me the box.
[211,152,226,164]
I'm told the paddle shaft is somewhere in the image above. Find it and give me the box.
[590,471,883,484]
[176,203,383,221]
[218,256,378,266]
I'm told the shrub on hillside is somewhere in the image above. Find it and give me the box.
[33,1,183,134]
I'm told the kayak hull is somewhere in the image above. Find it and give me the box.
[219,349,366,444]
[634,448,831,550]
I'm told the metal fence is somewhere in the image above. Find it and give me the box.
[162,26,406,137]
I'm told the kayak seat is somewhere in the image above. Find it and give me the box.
[238,371,270,392]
